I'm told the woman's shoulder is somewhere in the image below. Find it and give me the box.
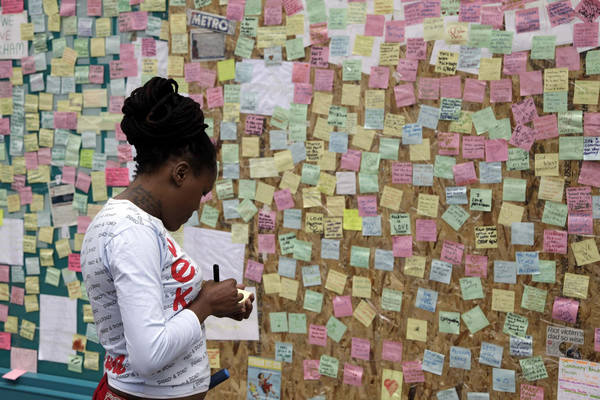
[89,199,165,241]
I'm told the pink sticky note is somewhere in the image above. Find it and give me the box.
[394,83,416,107]
[37,148,51,165]
[520,384,544,400]
[282,0,303,16]
[574,22,599,47]
[396,59,418,82]
[245,259,264,283]
[485,139,509,162]
[566,186,592,213]
[258,210,276,231]
[459,1,481,22]
[21,57,35,75]
[0,118,9,135]
[117,144,133,163]
[556,46,580,71]
[109,96,124,114]
[341,150,361,171]
[438,132,460,156]
[105,168,130,187]
[568,213,593,235]
[509,124,535,152]
[206,87,224,109]
[579,161,600,187]
[547,0,575,27]
[292,62,310,84]
[515,7,540,33]
[465,254,488,278]
[462,136,485,159]
[0,332,11,351]
[115,123,127,141]
[200,192,213,204]
[503,51,528,75]
[595,328,600,352]
[0,61,13,79]
[385,20,405,43]
[68,253,81,272]
[333,296,353,318]
[0,265,8,282]
[463,79,486,103]
[453,162,478,186]
[343,363,363,387]
[440,240,465,265]
[274,189,295,210]
[519,71,543,96]
[402,361,425,383]
[10,287,24,306]
[490,78,512,103]
[575,0,600,23]
[552,297,579,323]
[18,186,32,205]
[308,324,327,347]
[185,63,201,82]
[309,22,328,46]
[264,0,282,26]
[0,304,7,322]
[77,216,92,234]
[512,97,538,126]
[416,219,436,242]
[198,68,217,88]
[393,236,412,258]
[24,152,37,170]
[358,195,378,217]
[10,347,37,373]
[406,38,427,60]
[226,0,244,21]
[585,112,600,136]
[245,115,265,135]
[481,5,504,29]
[534,114,559,141]
[418,77,440,100]
[2,369,26,381]
[294,83,313,105]
[363,14,384,37]
[392,162,412,184]
[89,65,104,84]
[382,340,402,363]
[309,46,328,68]
[369,66,390,89]
[258,234,276,254]
[351,337,370,360]
[543,230,568,254]
[404,2,423,25]
[440,76,461,99]
[304,360,321,380]
[314,68,334,92]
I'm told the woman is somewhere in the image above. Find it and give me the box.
[81,77,254,400]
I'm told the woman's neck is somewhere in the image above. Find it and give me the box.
[116,178,163,220]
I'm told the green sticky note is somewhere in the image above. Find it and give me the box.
[542,201,567,227]
[449,110,473,134]
[434,155,456,179]
[390,213,411,235]
[74,38,89,57]
[380,138,400,160]
[234,36,255,59]
[75,66,90,84]
[543,91,568,113]
[224,84,240,103]
[45,267,61,287]
[289,103,308,123]
[488,118,512,140]
[559,136,584,160]
[239,179,256,200]
[221,143,239,164]
[303,289,323,313]
[503,312,528,338]
[459,277,484,300]
[532,260,556,283]
[275,342,293,363]
[73,193,88,214]
[68,355,83,373]
[271,106,289,130]
[381,288,403,311]
[205,118,214,137]
[468,24,492,48]
[442,205,470,231]
[236,199,258,223]
[288,313,307,334]
[441,0,460,15]
[319,355,339,378]
[439,311,461,334]
[520,356,549,381]
[586,50,600,75]
[269,312,288,332]
[530,35,555,60]
[360,152,380,173]
[472,107,496,135]
[78,149,94,169]
[241,17,258,37]
[558,111,583,134]
[328,105,348,128]
[301,163,320,185]
[244,0,261,15]
[470,188,492,212]
[439,97,462,121]
[329,8,347,30]
[215,179,234,200]
[507,148,530,171]
[350,246,370,268]
[489,30,514,54]
[200,205,219,227]
[289,123,307,142]
[326,316,347,343]
[521,285,547,313]
[503,178,527,202]
[293,239,312,262]
[279,233,296,255]
[307,0,327,24]
[462,305,489,334]
[358,173,379,193]
[342,59,362,81]
[286,38,305,60]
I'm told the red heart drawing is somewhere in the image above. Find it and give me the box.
[384,378,398,396]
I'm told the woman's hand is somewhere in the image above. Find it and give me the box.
[188,279,245,322]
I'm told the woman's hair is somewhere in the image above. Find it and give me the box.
[121,77,216,176]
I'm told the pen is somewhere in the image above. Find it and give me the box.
[213,264,219,282]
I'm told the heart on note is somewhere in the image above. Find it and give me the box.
[384,379,398,396]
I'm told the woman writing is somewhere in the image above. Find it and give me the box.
[81,77,254,400]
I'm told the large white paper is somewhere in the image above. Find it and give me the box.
[239,60,293,116]
[204,287,259,341]
[0,219,24,266]
[0,11,28,59]
[39,294,78,364]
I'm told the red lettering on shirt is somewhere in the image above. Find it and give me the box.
[166,238,177,257]
[173,286,193,311]
[171,259,195,283]
[105,354,127,375]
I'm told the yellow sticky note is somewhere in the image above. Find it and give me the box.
[0,209,3,226]
[417,194,439,218]
[352,276,371,298]
[404,256,425,278]
[497,202,524,226]
[424,17,445,41]
[365,90,385,109]
[353,300,376,327]
[474,226,498,249]
[48,13,61,32]
[95,18,111,37]
[302,187,322,208]
[571,239,600,266]
[313,92,333,115]
[23,235,37,254]
[563,272,590,299]
[231,223,249,244]
[492,289,515,313]
[353,35,374,57]
[573,80,600,105]
[84,351,100,371]
[410,138,431,161]
[255,181,275,205]
[317,172,336,196]
[341,84,361,106]
[343,209,362,231]
[242,137,260,158]
[279,277,299,301]
[7,194,20,213]
[263,273,281,294]
[381,186,403,211]
[91,171,108,202]
[24,295,39,313]
[381,369,403,400]
[280,171,300,194]
[55,238,71,259]
[538,176,564,202]
[544,68,569,92]
[325,269,347,295]
[444,21,469,44]
[274,150,294,172]
[4,315,18,333]
[479,58,502,81]
[379,43,400,66]
[406,318,427,342]
[40,248,54,266]
[83,304,94,323]
[286,14,304,36]
[169,13,187,34]
[324,216,343,239]
[435,51,459,75]
[217,59,235,82]
[207,349,220,369]
[20,23,34,41]
[25,276,39,294]
[352,129,375,151]
[20,319,36,341]
[90,38,106,57]
[67,280,82,299]
[167,56,184,76]
[326,196,345,217]
[535,153,559,176]
[305,213,323,234]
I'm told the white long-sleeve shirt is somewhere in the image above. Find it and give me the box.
[81,198,210,398]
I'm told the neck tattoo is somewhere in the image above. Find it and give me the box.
[123,184,162,219]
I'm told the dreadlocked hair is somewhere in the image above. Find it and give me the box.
[120,76,216,176]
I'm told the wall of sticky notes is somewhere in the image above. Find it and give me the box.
[3,0,600,398]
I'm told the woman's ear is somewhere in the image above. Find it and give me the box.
[171,161,191,187]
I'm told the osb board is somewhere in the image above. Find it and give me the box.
[165,3,600,399]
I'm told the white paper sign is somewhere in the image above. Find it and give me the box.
[0,11,28,59]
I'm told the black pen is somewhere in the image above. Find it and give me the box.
[213,264,219,282]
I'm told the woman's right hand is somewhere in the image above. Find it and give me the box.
[189,279,245,322]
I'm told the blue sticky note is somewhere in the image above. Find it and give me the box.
[302,265,321,287]
[479,162,502,183]
[222,163,240,179]
[235,62,254,83]
[270,130,288,150]
[446,186,468,204]
[450,346,471,370]
[413,164,434,186]
[402,123,423,145]
[422,349,445,376]
[437,388,459,400]
[329,131,348,153]
[283,209,302,229]
[418,105,440,130]
[374,249,394,271]
[278,257,297,279]
[479,342,503,367]
[220,121,237,140]
[416,288,438,312]
[330,36,350,57]
[511,222,534,246]
[430,260,453,284]
[365,108,384,130]
[222,199,240,220]
[275,342,293,363]
[509,335,533,357]
[362,215,382,236]
[466,393,489,400]
[516,251,540,275]
[321,239,340,260]
[494,261,517,284]
[288,142,306,164]
[492,368,515,393]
